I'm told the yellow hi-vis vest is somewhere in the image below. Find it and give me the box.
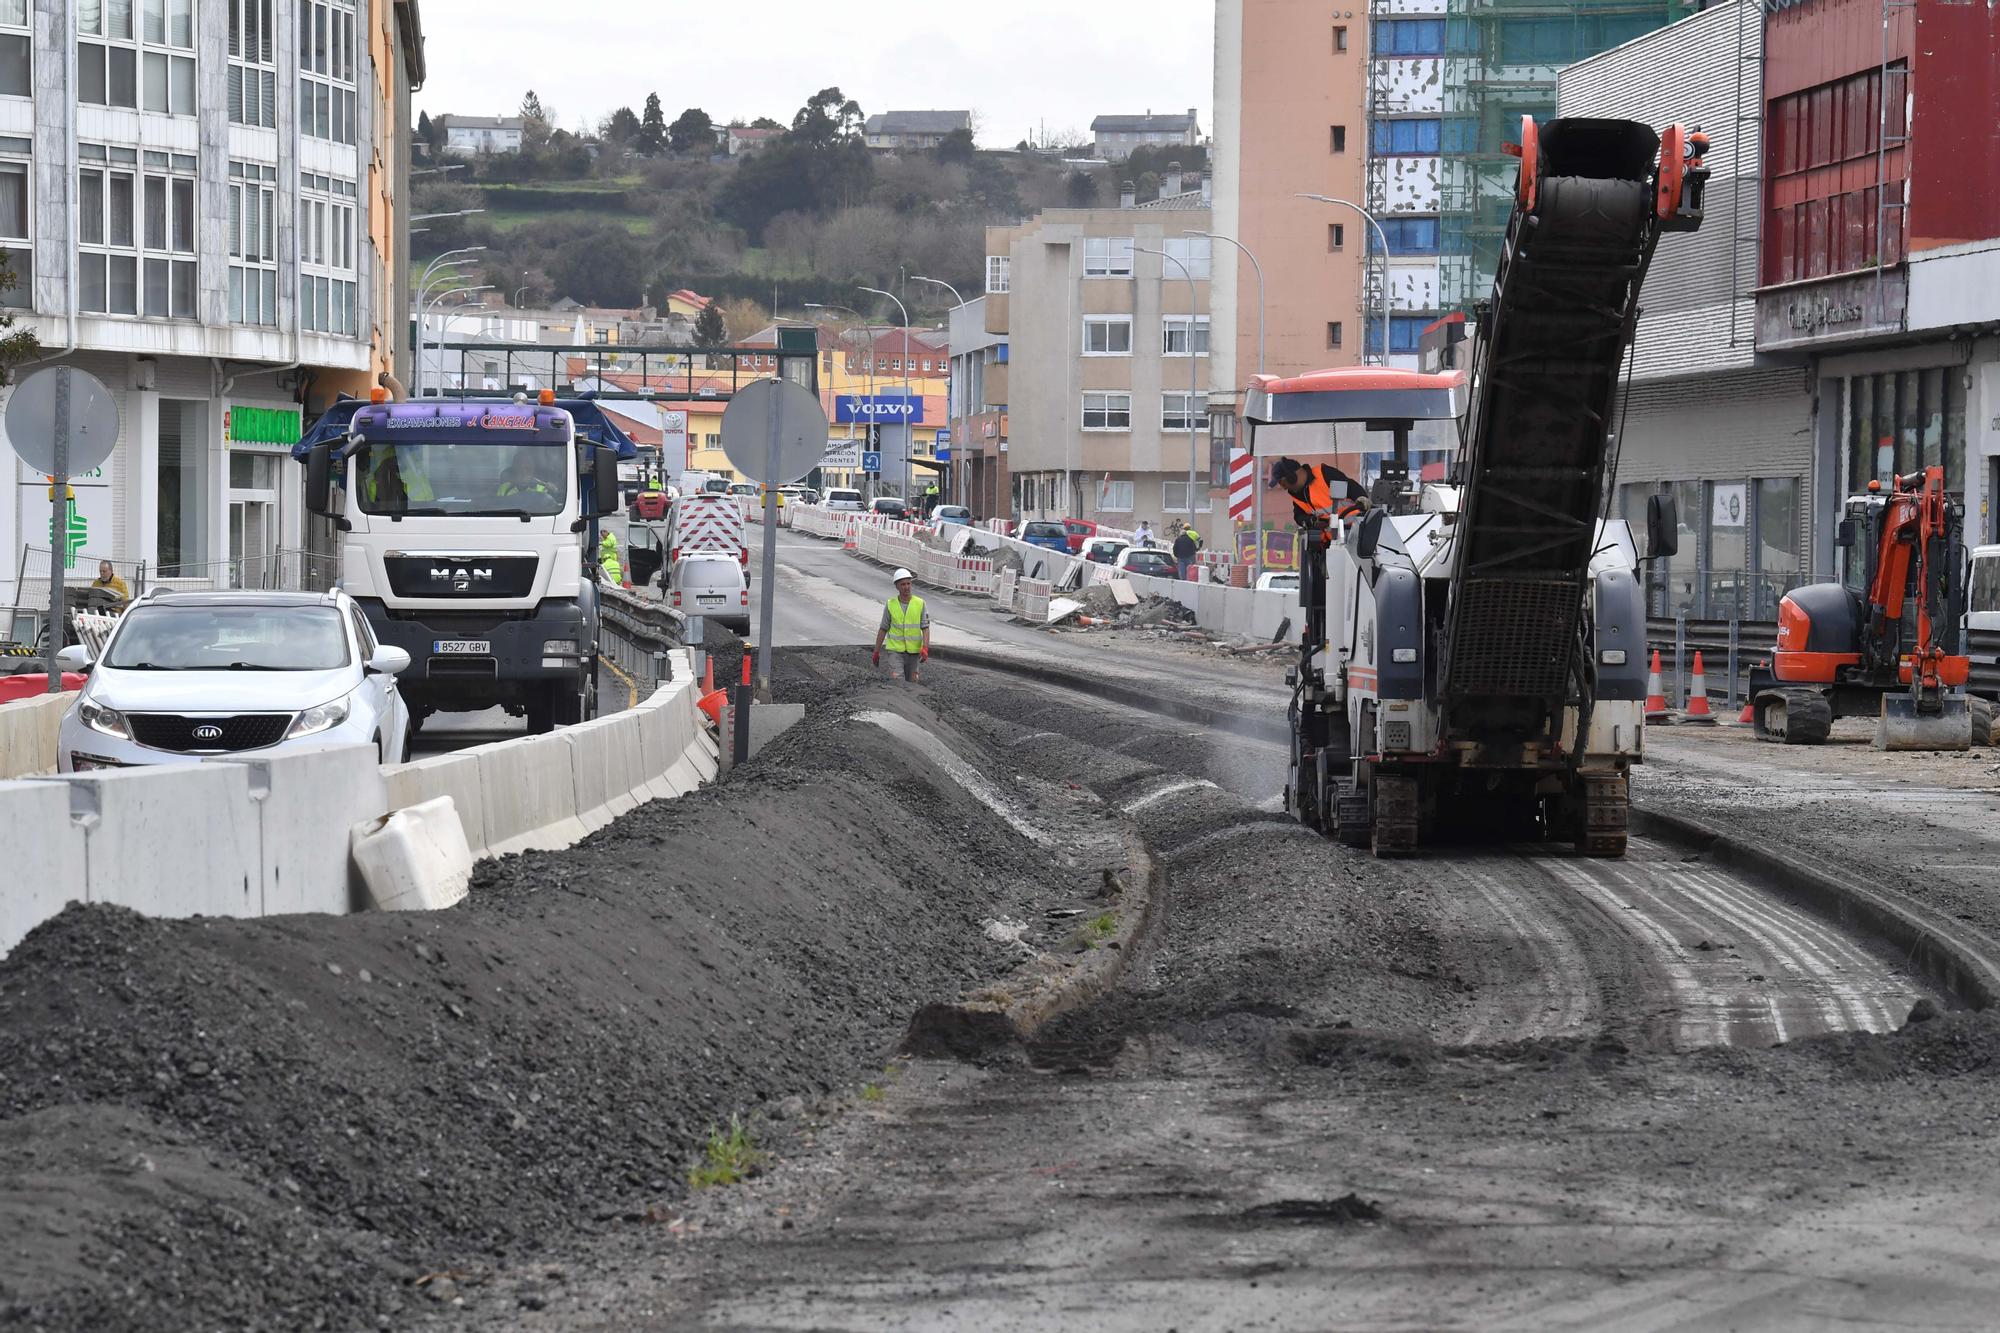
[884,595,925,653]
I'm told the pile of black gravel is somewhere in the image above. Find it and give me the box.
[0,671,1075,1330]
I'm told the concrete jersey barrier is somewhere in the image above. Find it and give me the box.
[0,693,75,779]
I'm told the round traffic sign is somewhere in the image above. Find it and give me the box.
[720,378,829,485]
[6,366,120,475]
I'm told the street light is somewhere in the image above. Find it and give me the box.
[910,276,966,507]
[412,245,488,394]
[411,208,485,223]
[1134,245,1203,545]
[1185,229,1266,573]
[422,285,495,397]
[1297,194,1392,365]
[859,285,913,502]
[806,302,877,489]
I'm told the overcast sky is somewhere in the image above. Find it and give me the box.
[412,0,1214,148]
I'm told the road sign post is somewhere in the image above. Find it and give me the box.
[720,378,829,691]
[6,366,120,692]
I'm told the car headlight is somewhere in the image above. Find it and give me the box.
[77,698,130,740]
[287,694,352,739]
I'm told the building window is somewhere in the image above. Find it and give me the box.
[228,159,278,326]
[1161,315,1209,356]
[1162,479,1212,514]
[1764,65,1904,283]
[1327,321,1343,349]
[1081,391,1131,431]
[1372,119,1442,156]
[299,0,358,145]
[1160,234,1211,281]
[1328,223,1345,251]
[79,145,196,319]
[1161,392,1210,432]
[299,173,358,336]
[1375,18,1446,56]
[0,0,28,97]
[1081,315,1133,355]
[1369,217,1441,255]
[1333,24,1348,52]
[1330,125,1346,154]
[78,0,195,112]
[1365,315,1429,357]
[228,0,276,126]
[1083,236,1135,278]
[1097,479,1134,512]
[985,254,1010,293]
[157,399,209,573]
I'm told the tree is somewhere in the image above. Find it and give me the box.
[602,106,642,146]
[667,105,713,155]
[0,249,40,379]
[1064,170,1098,207]
[548,224,644,306]
[519,90,552,152]
[749,116,783,131]
[790,87,864,149]
[691,300,727,347]
[719,297,768,343]
[640,93,667,155]
[935,126,976,167]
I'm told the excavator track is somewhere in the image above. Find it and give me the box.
[1753,688,1834,745]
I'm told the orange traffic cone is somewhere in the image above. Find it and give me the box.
[697,689,726,725]
[1683,651,1716,725]
[701,655,715,693]
[1644,649,1671,724]
[1737,701,1755,724]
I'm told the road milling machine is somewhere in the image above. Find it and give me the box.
[1253,117,1708,859]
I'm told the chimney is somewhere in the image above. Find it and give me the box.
[1119,180,1136,209]
[1200,169,1212,206]
[1163,161,1182,197]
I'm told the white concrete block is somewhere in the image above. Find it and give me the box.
[382,750,490,858]
[562,713,644,831]
[0,780,88,957]
[211,743,385,917]
[351,796,473,912]
[0,693,73,779]
[38,764,263,920]
[470,731,588,857]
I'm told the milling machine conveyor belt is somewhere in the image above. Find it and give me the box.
[1440,118,1670,745]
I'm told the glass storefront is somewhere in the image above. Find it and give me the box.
[1839,369,1966,586]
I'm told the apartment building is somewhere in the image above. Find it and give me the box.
[983,191,1217,531]
[0,0,425,616]
[947,296,1006,517]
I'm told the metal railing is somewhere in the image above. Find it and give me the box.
[1648,615,2000,709]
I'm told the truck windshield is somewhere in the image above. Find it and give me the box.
[350,442,568,517]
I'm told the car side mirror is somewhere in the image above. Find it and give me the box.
[1645,493,1680,560]
[55,644,92,672]
[590,446,621,518]
[1354,509,1387,561]
[305,444,333,517]
[366,645,411,676]
[1836,518,1857,549]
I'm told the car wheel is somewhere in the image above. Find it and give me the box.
[374,733,386,765]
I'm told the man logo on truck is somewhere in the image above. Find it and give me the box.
[430,566,495,590]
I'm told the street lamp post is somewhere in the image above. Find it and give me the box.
[911,275,966,508]
[422,285,495,396]
[858,285,913,503]
[411,245,488,394]
[1297,194,1392,365]
[1134,245,1202,550]
[1185,230,1266,575]
[806,301,876,491]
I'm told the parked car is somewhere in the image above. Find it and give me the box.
[932,504,972,528]
[728,482,758,500]
[1062,518,1099,554]
[1256,572,1301,593]
[870,496,910,518]
[56,589,411,771]
[825,488,865,512]
[1082,537,1125,565]
[1020,521,1072,553]
[797,487,822,506]
[670,552,751,632]
[1112,546,1181,580]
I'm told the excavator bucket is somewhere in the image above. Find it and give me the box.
[1875,694,1974,751]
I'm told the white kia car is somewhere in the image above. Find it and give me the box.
[56,589,412,771]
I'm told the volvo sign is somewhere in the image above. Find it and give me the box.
[834,394,924,424]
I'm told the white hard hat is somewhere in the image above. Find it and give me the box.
[892,567,915,582]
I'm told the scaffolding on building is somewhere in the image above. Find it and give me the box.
[1437,0,1696,311]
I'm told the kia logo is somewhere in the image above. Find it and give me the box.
[193,725,224,741]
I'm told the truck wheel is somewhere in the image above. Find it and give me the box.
[551,679,587,728]
[526,688,556,735]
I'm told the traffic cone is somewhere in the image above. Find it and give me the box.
[842,519,857,552]
[1683,651,1716,725]
[1644,649,1672,724]
[701,655,714,693]
[1737,700,1755,724]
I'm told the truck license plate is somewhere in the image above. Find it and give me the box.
[434,639,491,655]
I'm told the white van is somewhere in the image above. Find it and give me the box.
[666,492,748,571]
[671,553,750,632]
[1969,545,2000,633]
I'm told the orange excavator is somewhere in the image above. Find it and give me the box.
[1751,465,1988,750]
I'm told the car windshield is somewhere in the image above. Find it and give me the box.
[1128,553,1175,572]
[105,605,350,671]
[350,442,567,517]
[937,506,969,519]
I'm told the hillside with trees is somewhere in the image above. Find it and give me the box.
[412,88,1207,328]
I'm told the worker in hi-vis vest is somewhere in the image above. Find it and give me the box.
[873,566,931,682]
[598,530,623,586]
